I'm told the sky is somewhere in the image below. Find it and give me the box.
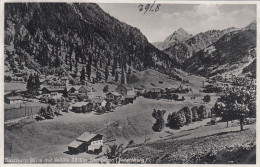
[98,3,256,43]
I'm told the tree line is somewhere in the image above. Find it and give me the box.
[152,105,208,132]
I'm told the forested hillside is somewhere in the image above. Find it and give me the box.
[5,3,178,83]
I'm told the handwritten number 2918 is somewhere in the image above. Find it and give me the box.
[138,0,161,14]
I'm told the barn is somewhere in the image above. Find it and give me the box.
[106,92,122,101]
[5,96,23,104]
[68,86,88,95]
[71,102,92,113]
[115,84,135,97]
[41,86,65,97]
[68,132,103,154]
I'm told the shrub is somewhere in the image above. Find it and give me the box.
[38,107,47,117]
[248,101,256,118]
[167,111,185,129]
[96,106,105,114]
[4,75,12,82]
[103,85,109,93]
[191,106,199,122]
[69,79,75,85]
[180,107,192,124]
[177,110,186,126]
[56,98,61,103]
[197,105,207,120]
[158,81,163,84]
[152,109,166,132]
[48,98,57,105]
[203,95,211,103]
[77,94,87,102]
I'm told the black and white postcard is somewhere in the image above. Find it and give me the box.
[1,0,258,165]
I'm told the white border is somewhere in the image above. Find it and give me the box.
[0,0,259,167]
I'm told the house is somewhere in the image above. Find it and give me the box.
[78,86,88,94]
[5,91,18,97]
[106,92,122,101]
[68,86,88,95]
[14,72,24,77]
[135,87,145,96]
[115,84,136,98]
[5,96,23,104]
[41,86,65,95]
[147,87,162,93]
[60,77,68,85]
[145,87,162,98]
[67,86,77,95]
[40,79,48,86]
[68,132,103,154]
[71,102,93,113]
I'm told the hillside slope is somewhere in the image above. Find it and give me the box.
[183,21,256,77]
[5,3,178,82]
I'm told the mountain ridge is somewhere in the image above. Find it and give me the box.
[182,20,256,77]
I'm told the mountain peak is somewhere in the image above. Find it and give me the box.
[243,20,256,30]
[153,28,192,50]
[176,28,188,34]
[164,28,192,43]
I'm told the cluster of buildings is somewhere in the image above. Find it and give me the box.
[69,84,137,113]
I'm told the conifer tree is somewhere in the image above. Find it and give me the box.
[63,86,68,97]
[54,55,60,68]
[96,67,99,82]
[115,71,118,82]
[87,54,92,80]
[121,66,126,84]
[34,73,40,91]
[112,58,117,76]
[26,73,34,94]
[105,65,109,82]
[80,66,86,83]
[127,67,131,80]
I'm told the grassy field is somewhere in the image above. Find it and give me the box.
[4,82,27,92]
[4,93,218,161]
[5,102,48,121]
[122,121,256,164]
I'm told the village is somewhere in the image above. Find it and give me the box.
[4,67,256,157]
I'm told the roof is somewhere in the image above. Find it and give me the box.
[117,84,133,90]
[79,86,88,90]
[68,140,84,148]
[41,86,65,92]
[72,102,89,107]
[148,87,161,92]
[61,77,68,80]
[107,92,121,96]
[125,95,135,99]
[6,96,23,100]
[67,86,79,91]
[77,132,100,142]
[68,85,88,91]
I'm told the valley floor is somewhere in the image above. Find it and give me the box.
[4,94,256,164]
[4,69,255,164]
